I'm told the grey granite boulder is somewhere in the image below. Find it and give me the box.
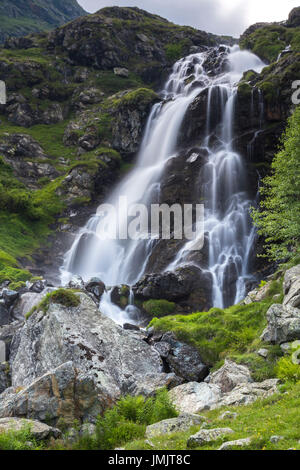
[2,292,179,424]
[0,417,61,440]
[261,304,300,344]
[169,382,222,414]
[206,360,252,393]
[145,414,205,438]
[187,428,233,448]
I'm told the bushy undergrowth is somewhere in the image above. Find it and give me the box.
[252,106,300,261]
[0,425,43,451]
[52,389,178,451]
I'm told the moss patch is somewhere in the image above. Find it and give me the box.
[26,288,80,319]
[143,299,176,318]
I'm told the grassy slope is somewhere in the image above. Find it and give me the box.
[240,24,300,63]
[149,279,283,381]
[125,382,300,450]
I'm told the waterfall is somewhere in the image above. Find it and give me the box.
[61,45,265,320]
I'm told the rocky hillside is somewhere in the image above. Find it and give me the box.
[0,0,86,43]
[0,6,229,286]
[0,5,300,452]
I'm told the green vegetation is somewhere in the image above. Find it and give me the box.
[0,424,43,451]
[51,388,178,450]
[143,299,176,317]
[276,355,300,383]
[150,279,283,367]
[113,88,158,108]
[124,382,300,450]
[237,81,252,98]
[26,288,80,319]
[165,40,191,62]
[240,25,300,63]
[252,106,300,260]
[94,71,144,95]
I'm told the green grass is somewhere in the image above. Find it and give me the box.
[124,381,300,450]
[0,117,77,163]
[0,47,50,65]
[143,299,176,318]
[149,279,283,367]
[240,24,300,63]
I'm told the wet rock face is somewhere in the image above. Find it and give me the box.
[133,266,213,312]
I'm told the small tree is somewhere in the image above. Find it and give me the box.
[252,106,300,260]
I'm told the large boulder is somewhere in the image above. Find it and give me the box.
[283,265,300,308]
[261,304,300,344]
[2,292,179,425]
[206,360,253,393]
[169,378,278,414]
[187,427,233,448]
[0,362,101,426]
[133,267,212,312]
[283,265,300,295]
[11,290,53,322]
[153,332,209,382]
[0,417,61,440]
[145,414,204,438]
[218,437,252,450]
[215,379,279,408]
[169,382,222,414]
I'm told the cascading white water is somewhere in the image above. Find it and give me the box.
[61,45,265,320]
[169,46,265,308]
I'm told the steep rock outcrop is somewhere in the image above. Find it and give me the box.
[0,292,180,424]
[46,7,221,86]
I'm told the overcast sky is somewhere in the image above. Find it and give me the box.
[77,0,300,36]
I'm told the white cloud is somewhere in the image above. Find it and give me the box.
[77,0,300,36]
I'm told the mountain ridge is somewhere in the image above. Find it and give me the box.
[0,0,87,43]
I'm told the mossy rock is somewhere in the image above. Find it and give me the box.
[26,288,81,319]
[143,299,176,318]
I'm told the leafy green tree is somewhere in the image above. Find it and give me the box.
[252,106,300,260]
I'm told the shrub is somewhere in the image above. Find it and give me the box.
[276,357,300,383]
[251,106,300,261]
[58,388,178,450]
[0,425,43,450]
